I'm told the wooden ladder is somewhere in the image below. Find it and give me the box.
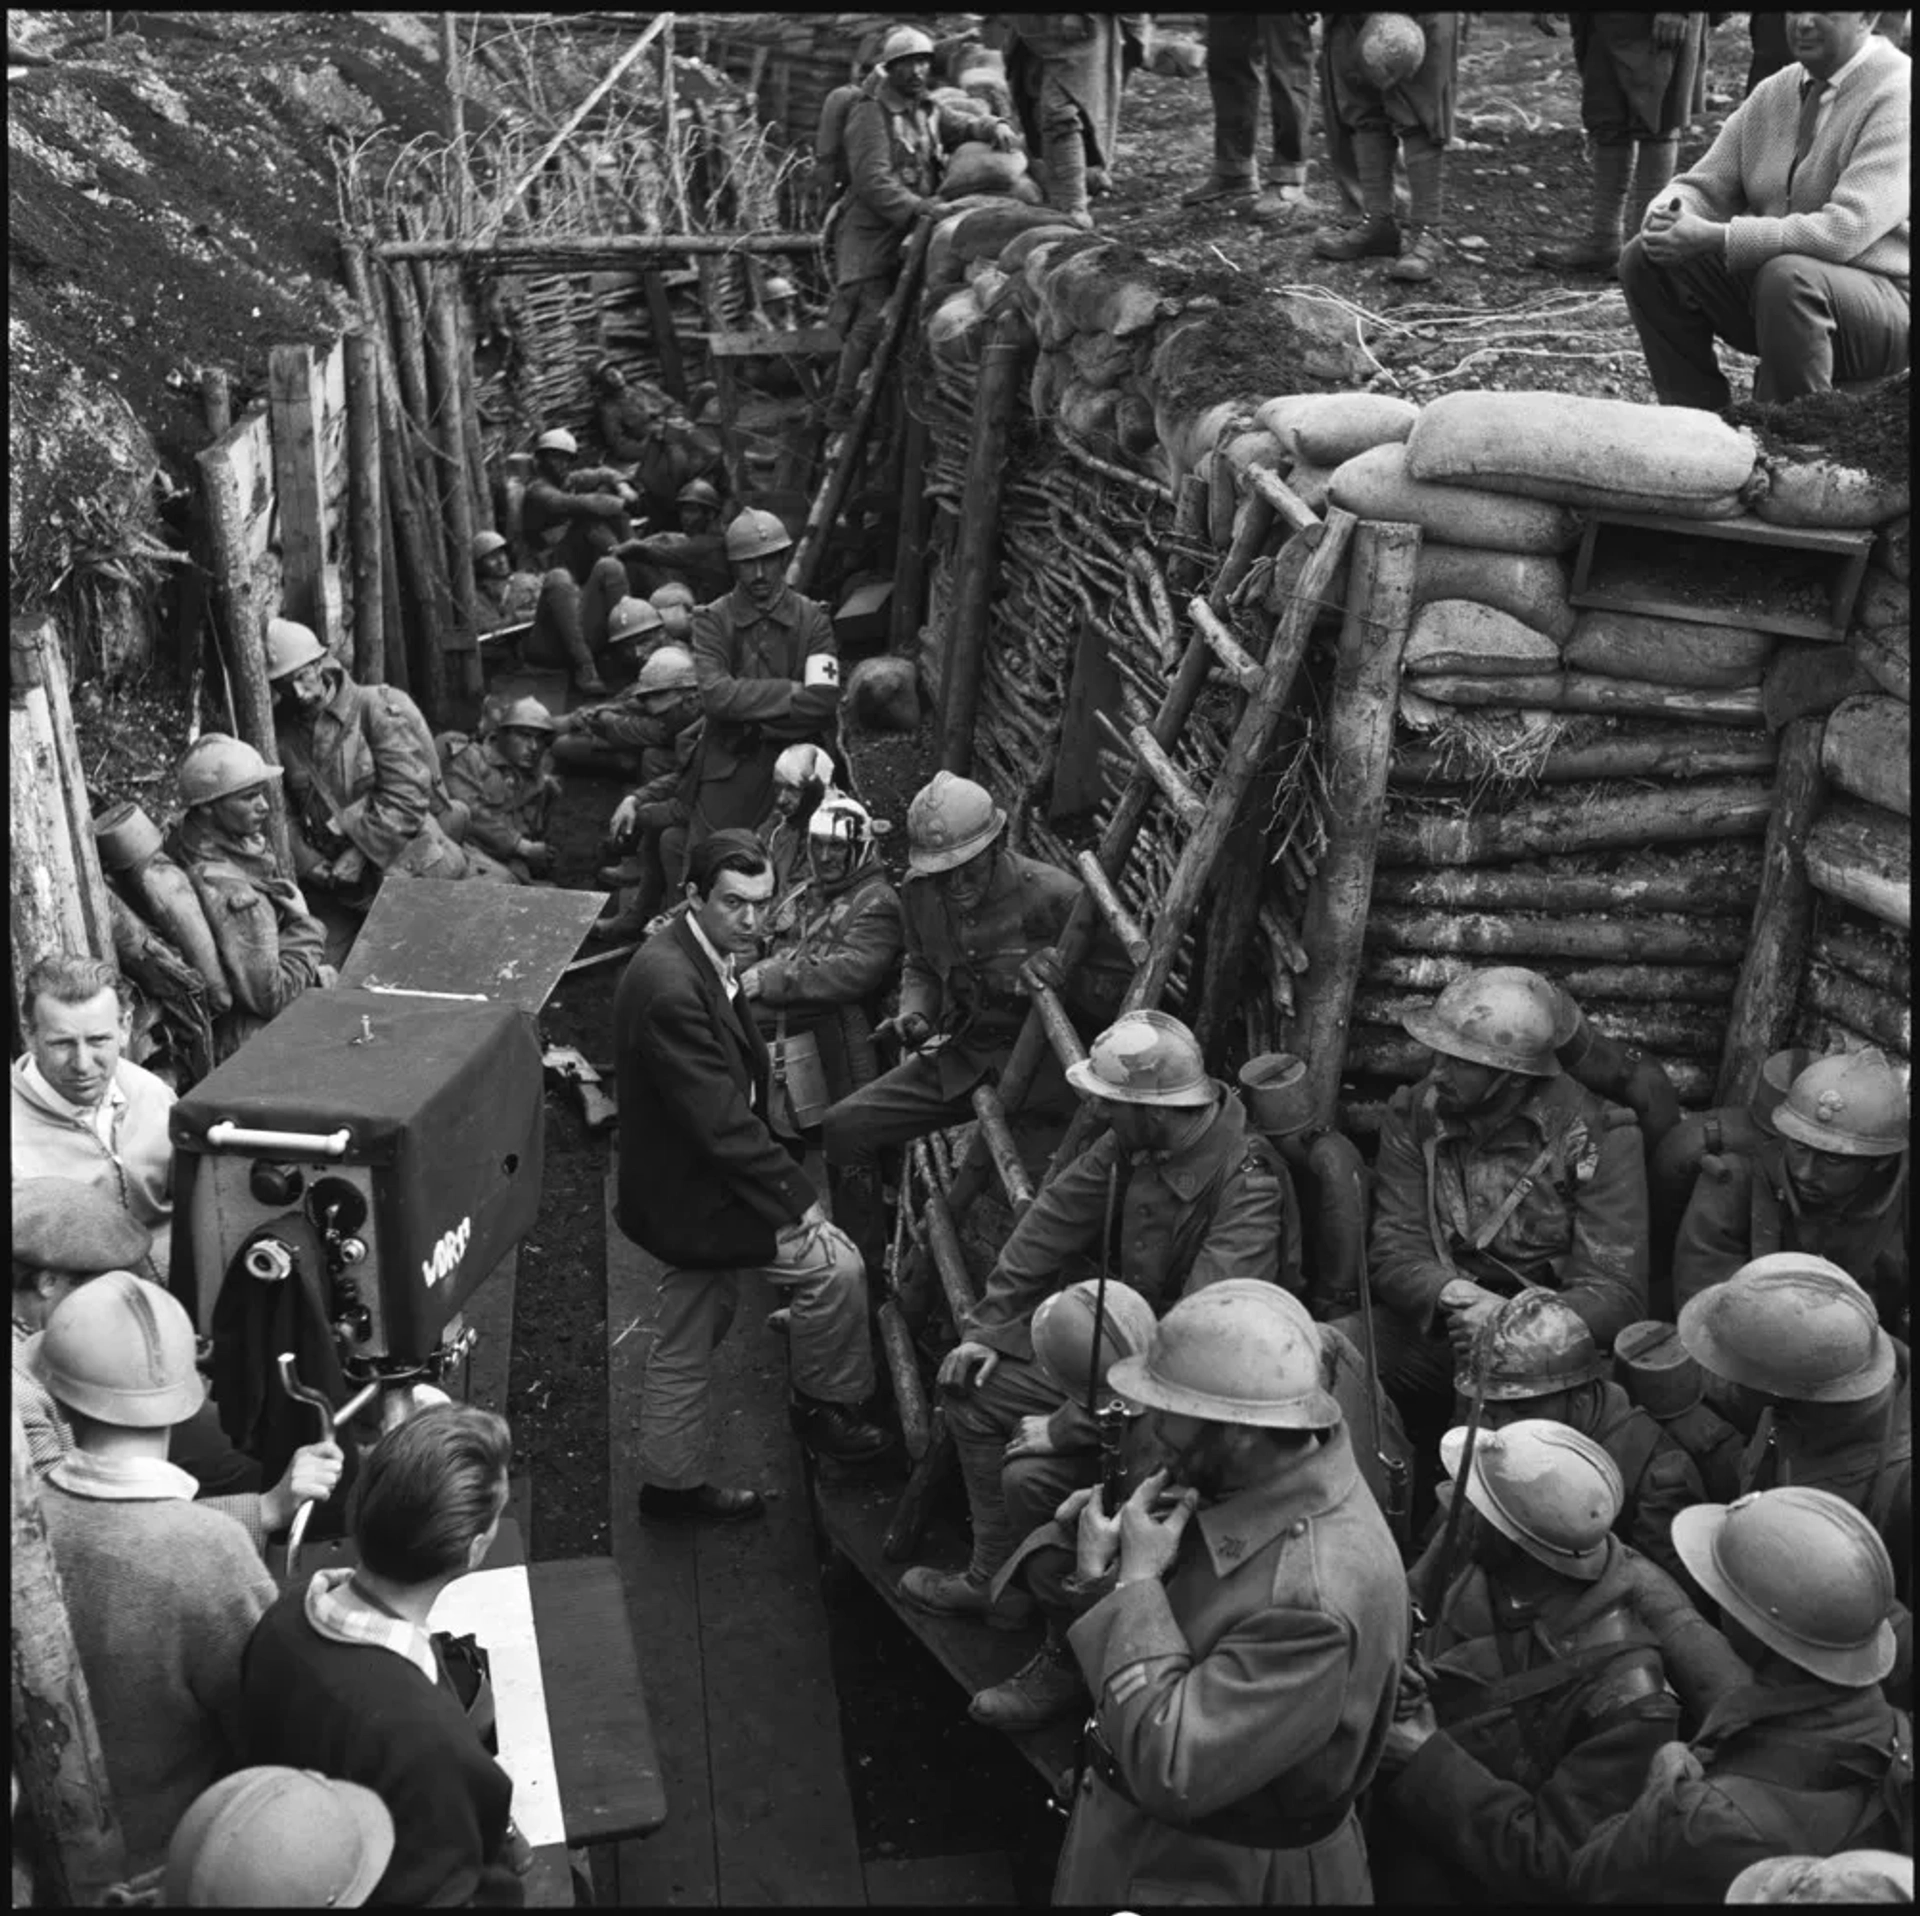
[878,489,1357,1557]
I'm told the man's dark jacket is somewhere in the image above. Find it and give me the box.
[613,912,815,1268]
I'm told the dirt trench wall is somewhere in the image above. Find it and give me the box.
[908,215,1912,1121]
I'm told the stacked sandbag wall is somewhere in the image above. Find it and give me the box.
[1798,509,1910,1064]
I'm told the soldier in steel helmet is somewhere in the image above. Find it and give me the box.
[166,732,334,1063]
[29,1272,341,1878]
[1559,1486,1914,1900]
[1356,964,1651,1465]
[1673,1045,1909,1337]
[1679,1253,1911,1696]
[1046,1280,1409,1904]
[623,478,731,604]
[265,617,513,902]
[739,792,903,1114]
[469,525,626,698]
[441,695,561,884]
[684,508,841,853]
[519,423,645,605]
[828,24,1017,429]
[551,598,674,782]
[1376,1417,1737,1901]
[896,1011,1302,1725]
[819,770,1134,1276]
[1404,1289,1705,1591]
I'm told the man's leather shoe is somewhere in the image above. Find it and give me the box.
[637,1482,765,1522]
[790,1396,891,1464]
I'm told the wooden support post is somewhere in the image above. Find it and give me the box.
[1050,610,1125,823]
[790,215,937,598]
[199,365,232,439]
[966,1084,1035,1211]
[889,410,932,655]
[1205,450,1237,551]
[1073,849,1151,965]
[1109,716,1206,830]
[12,1404,128,1906]
[1168,471,1208,594]
[9,621,116,1031]
[640,268,689,404]
[423,264,485,700]
[195,436,294,872]
[342,240,440,712]
[937,309,1028,775]
[449,273,494,535]
[343,329,386,684]
[1192,769,1275,1055]
[1248,466,1324,544]
[1208,492,1277,614]
[1284,520,1421,1126]
[1190,598,1263,693]
[1028,981,1091,1070]
[268,344,329,641]
[1126,511,1358,1015]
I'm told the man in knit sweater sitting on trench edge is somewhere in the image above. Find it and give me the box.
[29,1272,283,1881]
[1619,8,1909,406]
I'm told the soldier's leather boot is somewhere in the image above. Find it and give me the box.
[1313,213,1400,261]
[790,1394,892,1464]
[898,1566,1036,1632]
[968,1635,1087,1730]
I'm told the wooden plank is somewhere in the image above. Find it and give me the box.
[1050,611,1124,822]
[269,344,330,641]
[1589,509,1876,554]
[527,1558,668,1845]
[863,1851,1017,1907]
[707,324,841,358]
[700,1148,867,1907]
[813,1470,1080,1795]
[604,1143,717,1906]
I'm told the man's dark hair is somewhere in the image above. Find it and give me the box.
[687,829,771,899]
[349,1404,512,1585]
[21,953,132,1028]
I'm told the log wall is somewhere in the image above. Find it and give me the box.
[907,209,1912,1139]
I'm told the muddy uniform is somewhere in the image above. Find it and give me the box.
[276,663,507,893]
[1362,1073,1651,1423]
[957,1098,1300,1593]
[1054,1420,1408,1904]
[1570,11,1709,144]
[1006,13,1135,217]
[625,531,731,606]
[480,558,630,680]
[169,814,328,1063]
[821,849,1134,1178]
[1561,1678,1913,1902]
[1673,1139,1910,1337]
[687,584,839,848]
[441,735,557,884]
[1323,10,1458,147]
[1379,1534,1683,1901]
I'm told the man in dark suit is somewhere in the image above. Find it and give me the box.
[613,830,889,1521]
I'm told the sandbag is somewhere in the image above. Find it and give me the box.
[1753,454,1910,530]
[1037,244,1161,340]
[1404,600,1564,678]
[1857,569,1910,634]
[949,200,1069,267]
[1282,461,1337,514]
[1221,429,1285,480]
[1564,609,1775,689]
[928,286,987,367]
[925,210,974,294]
[1057,381,1122,461]
[1852,624,1910,705]
[1114,391,1159,459]
[1256,392,1421,469]
[1030,347,1072,420]
[1406,390,1761,509]
[968,264,1009,313]
[1413,547,1576,645]
[1068,326,1140,392]
[1330,442,1581,554]
[1874,514,1911,584]
[1156,399,1249,486]
[939,143,1035,200]
[997,221,1085,276]
[1822,694,1911,817]
[1762,641,1875,728]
